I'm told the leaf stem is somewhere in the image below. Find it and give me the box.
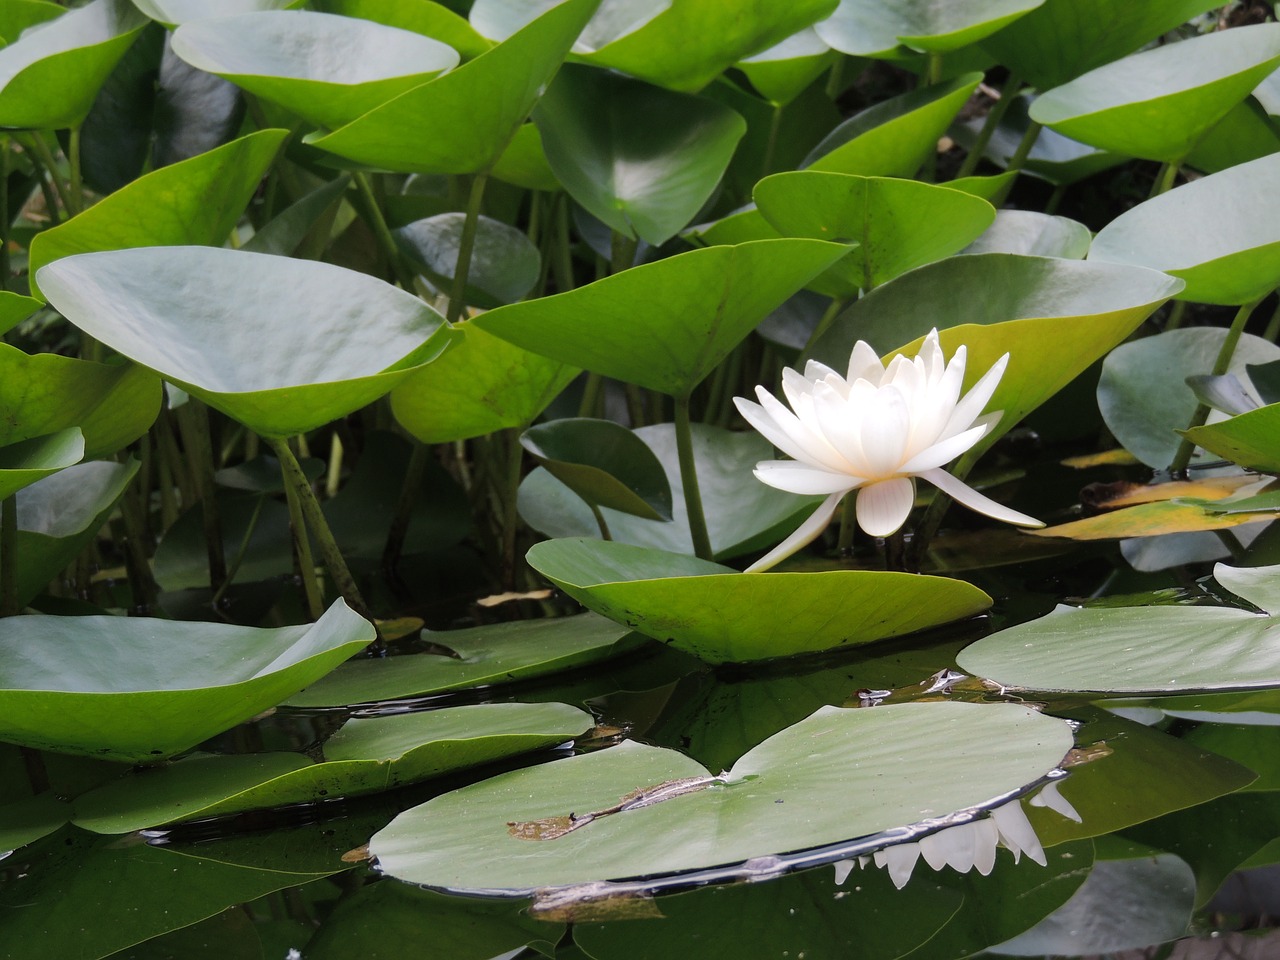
[26,131,73,216]
[67,124,83,216]
[382,440,430,573]
[1150,157,1182,198]
[352,171,414,289]
[499,427,524,589]
[0,495,16,617]
[176,399,227,594]
[674,392,713,560]
[956,72,1022,179]
[448,172,490,323]
[277,448,324,621]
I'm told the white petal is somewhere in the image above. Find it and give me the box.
[812,380,868,469]
[919,822,978,873]
[745,491,844,573]
[855,477,915,537]
[899,423,990,473]
[991,800,1046,866]
[874,843,920,890]
[832,859,856,885]
[972,819,1000,876]
[754,460,861,495]
[735,393,847,473]
[846,339,884,383]
[1029,781,1081,822]
[941,353,1008,440]
[859,386,911,476]
[907,346,967,450]
[801,358,843,388]
[782,365,819,408]
[919,468,1044,528]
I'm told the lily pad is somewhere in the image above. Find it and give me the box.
[525,538,992,663]
[521,418,673,521]
[961,210,1091,259]
[306,0,597,174]
[533,63,746,245]
[170,11,459,130]
[0,0,147,130]
[370,701,1073,891]
[956,562,1280,693]
[72,702,592,833]
[474,239,847,396]
[0,429,84,500]
[0,598,374,761]
[518,422,819,561]
[37,246,454,438]
[1028,24,1280,162]
[390,321,577,443]
[753,171,996,290]
[1182,403,1280,473]
[286,611,637,707]
[1089,151,1280,305]
[0,794,69,853]
[815,0,1042,58]
[394,211,540,307]
[28,129,287,297]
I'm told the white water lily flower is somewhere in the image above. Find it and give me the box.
[734,329,1044,571]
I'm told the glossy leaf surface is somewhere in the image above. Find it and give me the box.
[314,0,490,61]
[132,0,300,25]
[736,27,835,106]
[815,0,1042,57]
[1182,404,1280,473]
[394,211,540,307]
[38,246,453,438]
[0,599,374,761]
[526,538,991,663]
[0,429,83,500]
[961,210,1091,259]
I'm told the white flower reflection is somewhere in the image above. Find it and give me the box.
[734,330,1043,572]
[840,783,1081,891]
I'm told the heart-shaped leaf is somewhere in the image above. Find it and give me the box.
[371,701,1073,891]
[526,538,992,663]
[306,0,598,174]
[961,209,1091,259]
[72,702,592,832]
[1181,403,1280,473]
[956,562,1280,693]
[1028,24,1280,162]
[0,0,147,129]
[474,239,848,396]
[170,11,459,129]
[394,211,540,307]
[533,63,746,245]
[0,429,84,500]
[28,129,287,297]
[1089,151,1280,305]
[0,291,43,336]
[0,599,374,761]
[815,0,1042,57]
[37,246,454,438]
[736,27,835,106]
[521,418,672,521]
[754,171,996,290]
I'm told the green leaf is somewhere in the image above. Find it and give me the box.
[1097,328,1280,469]
[0,794,69,852]
[312,0,490,61]
[1185,98,1280,176]
[306,0,598,174]
[533,64,745,245]
[489,121,560,190]
[1182,722,1280,792]
[521,418,672,521]
[808,256,1184,460]
[518,422,819,561]
[286,612,637,707]
[37,246,454,438]
[242,173,350,259]
[526,538,992,663]
[474,239,848,396]
[170,11,459,130]
[390,321,577,443]
[152,492,293,592]
[0,599,374,761]
[72,702,592,832]
[805,73,981,177]
[814,0,1042,57]
[371,701,1073,891]
[961,209,1091,259]
[1028,24,1280,162]
[132,0,301,26]
[1089,152,1280,305]
[28,129,288,297]
[0,290,42,336]
[979,0,1221,91]
[1181,403,1280,473]
[0,429,83,500]
[0,344,161,458]
[955,561,1280,693]
[754,172,996,290]
[736,27,836,106]
[394,211,540,307]
[0,0,147,129]
[10,459,139,608]
[0,1,64,44]
[1248,358,1280,405]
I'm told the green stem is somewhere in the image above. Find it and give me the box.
[382,440,429,573]
[1164,299,1189,332]
[267,435,373,622]
[588,501,611,540]
[825,56,846,100]
[837,494,856,557]
[116,478,158,614]
[176,400,227,594]
[499,427,523,590]
[0,495,16,617]
[955,72,1022,179]
[610,229,638,275]
[577,372,603,418]
[1265,296,1280,343]
[352,171,414,289]
[1150,158,1182,199]
[1044,183,1066,215]
[1170,296,1266,473]
[0,136,10,293]
[448,172,490,323]
[762,103,784,178]
[26,131,73,216]
[278,451,324,621]
[67,124,83,216]
[805,297,847,353]
[919,54,944,181]
[908,449,981,570]
[211,494,267,610]
[550,192,575,294]
[1005,120,1042,173]
[674,392,713,560]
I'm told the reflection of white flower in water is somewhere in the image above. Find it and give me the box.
[839,782,1081,891]
[734,330,1043,572]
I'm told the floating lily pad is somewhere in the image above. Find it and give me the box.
[956,562,1280,693]
[0,0,147,129]
[0,429,84,500]
[815,0,1041,57]
[0,794,70,853]
[526,538,992,663]
[1089,152,1280,305]
[73,702,592,833]
[371,701,1073,892]
[171,11,459,130]
[1182,403,1280,473]
[37,246,453,438]
[961,210,1091,259]
[475,239,847,396]
[0,599,374,761]
[286,611,637,707]
[306,0,597,174]
[754,171,995,290]
[1028,24,1280,162]
[28,129,287,297]
[394,211,540,307]
[533,63,746,245]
